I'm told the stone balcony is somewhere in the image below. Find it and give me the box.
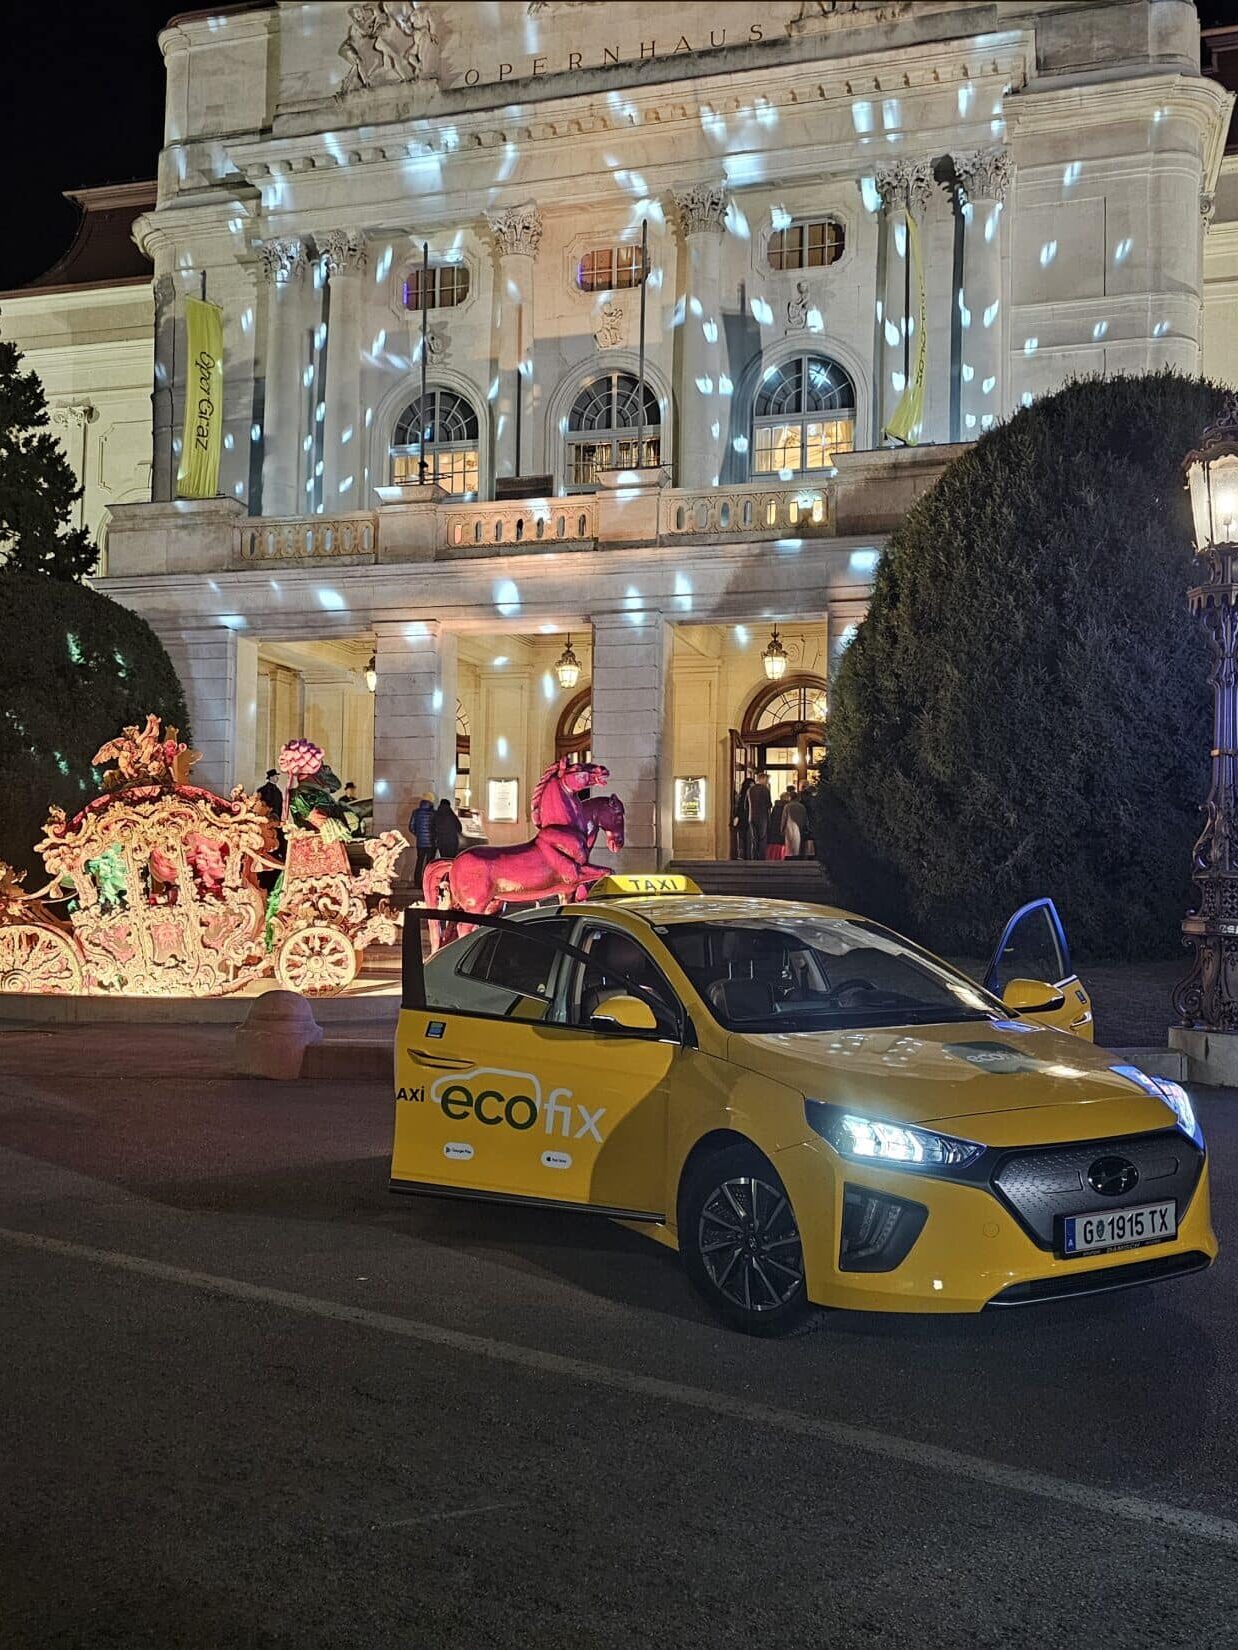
[101,443,966,580]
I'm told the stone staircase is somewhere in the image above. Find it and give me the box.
[666,859,835,904]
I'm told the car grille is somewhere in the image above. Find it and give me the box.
[991,1129,1203,1250]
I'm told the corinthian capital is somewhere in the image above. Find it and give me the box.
[486,205,544,258]
[673,180,730,236]
[258,238,308,284]
[873,159,936,214]
[52,402,95,431]
[955,147,1012,205]
[320,229,368,275]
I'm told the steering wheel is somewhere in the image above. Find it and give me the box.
[822,976,878,1006]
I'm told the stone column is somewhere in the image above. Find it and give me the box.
[874,160,934,442]
[258,238,309,517]
[320,230,368,514]
[157,625,250,793]
[672,182,730,489]
[151,272,177,503]
[371,619,458,840]
[956,147,1011,437]
[590,611,672,871]
[486,206,542,481]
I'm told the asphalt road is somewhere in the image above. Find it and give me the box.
[2,1024,1238,1650]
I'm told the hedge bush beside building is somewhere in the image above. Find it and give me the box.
[0,573,189,877]
[819,372,1226,961]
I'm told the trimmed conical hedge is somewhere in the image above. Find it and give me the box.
[0,572,188,878]
[818,372,1226,960]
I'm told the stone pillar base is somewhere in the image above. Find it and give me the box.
[1168,1026,1238,1087]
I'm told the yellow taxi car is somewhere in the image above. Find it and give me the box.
[393,877,1215,1335]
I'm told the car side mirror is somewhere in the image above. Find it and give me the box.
[1002,977,1066,1015]
[590,993,659,1034]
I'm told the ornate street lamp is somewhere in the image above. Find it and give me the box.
[762,625,789,682]
[1174,394,1238,1031]
[364,653,377,693]
[555,634,582,691]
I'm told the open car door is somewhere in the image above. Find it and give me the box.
[393,911,681,1221]
[983,898,1094,1040]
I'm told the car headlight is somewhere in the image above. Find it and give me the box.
[1152,1078,1199,1141]
[1110,1065,1201,1142]
[806,1100,983,1171]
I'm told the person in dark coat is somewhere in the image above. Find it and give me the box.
[733,778,753,859]
[434,798,463,859]
[746,772,773,861]
[768,793,787,860]
[257,770,283,818]
[409,794,436,887]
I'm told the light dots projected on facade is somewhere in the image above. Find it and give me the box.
[1114,238,1134,265]
[494,580,521,617]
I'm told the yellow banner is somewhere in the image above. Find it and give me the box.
[177,297,224,499]
[883,212,927,447]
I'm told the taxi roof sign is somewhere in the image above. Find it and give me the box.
[589,872,701,899]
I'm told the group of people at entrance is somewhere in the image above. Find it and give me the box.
[409,795,464,886]
[733,773,814,861]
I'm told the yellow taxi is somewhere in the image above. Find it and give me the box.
[392,877,1215,1334]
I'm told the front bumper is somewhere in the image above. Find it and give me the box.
[783,1136,1218,1314]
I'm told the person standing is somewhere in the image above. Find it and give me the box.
[767,791,787,861]
[746,772,772,861]
[257,769,283,818]
[732,777,753,859]
[783,788,809,859]
[433,797,463,860]
[409,793,436,888]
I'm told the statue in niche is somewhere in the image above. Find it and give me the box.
[339,2,437,95]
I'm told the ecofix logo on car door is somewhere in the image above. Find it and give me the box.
[407,1066,608,1143]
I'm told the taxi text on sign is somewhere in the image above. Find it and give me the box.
[176,298,224,499]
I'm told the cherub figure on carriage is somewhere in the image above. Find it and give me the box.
[0,717,406,998]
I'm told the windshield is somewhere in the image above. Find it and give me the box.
[658,916,1003,1033]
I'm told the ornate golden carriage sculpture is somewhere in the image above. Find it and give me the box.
[0,718,405,999]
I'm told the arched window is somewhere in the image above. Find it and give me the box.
[390,389,480,496]
[566,372,660,489]
[555,687,592,761]
[455,699,471,807]
[752,355,855,478]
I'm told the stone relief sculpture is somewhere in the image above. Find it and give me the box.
[594,302,623,349]
[786,283,810,330]
[338,2,437,96]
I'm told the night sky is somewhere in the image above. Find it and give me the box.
[0,0,1232,293]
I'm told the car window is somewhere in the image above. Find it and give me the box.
[562,925,682,1039]
[989,905,1066,993]
[658,917,1002,1033]
[433,917,574,1018]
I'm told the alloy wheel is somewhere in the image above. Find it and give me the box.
[698,1174,805,1313]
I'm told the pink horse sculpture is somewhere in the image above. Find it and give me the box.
[422,758,616,950]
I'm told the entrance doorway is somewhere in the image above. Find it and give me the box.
[730,674,828,858]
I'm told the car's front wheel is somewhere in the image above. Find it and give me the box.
[681,1145,813,1336]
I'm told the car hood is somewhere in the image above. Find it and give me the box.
[725,1020,1175,1133]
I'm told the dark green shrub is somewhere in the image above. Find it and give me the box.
[817,372,1226,960]
[0,572,189,877]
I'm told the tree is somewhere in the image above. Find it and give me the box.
[0,338,96,579]
[818,372,1227,960]
[0,573,188,878]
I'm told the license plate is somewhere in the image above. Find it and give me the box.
[1061,1201,1176,1257]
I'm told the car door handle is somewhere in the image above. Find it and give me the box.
[406,1049,473,1070]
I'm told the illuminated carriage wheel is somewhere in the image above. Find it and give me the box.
[0,925,84,995]
[274,924,358,997]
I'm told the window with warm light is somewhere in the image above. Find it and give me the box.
[390,389,480,496]
[752,355,855,478]
[566,372,661,489]
[576,244,647,293]
[767,219,846,272]
[403,263,470,310]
